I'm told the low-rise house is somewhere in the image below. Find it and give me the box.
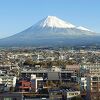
[16,79,32,92]
[49,89,80,100]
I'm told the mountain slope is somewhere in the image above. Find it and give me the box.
[0,16,100,47]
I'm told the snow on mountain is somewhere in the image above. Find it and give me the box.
[36,16,93,32]
[36,16,75,28]
[77,26,92,32]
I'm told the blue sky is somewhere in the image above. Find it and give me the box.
[0,0,100,38]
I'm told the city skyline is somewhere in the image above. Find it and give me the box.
[0,0,100,38]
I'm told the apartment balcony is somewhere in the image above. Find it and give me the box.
[91,88,98,92]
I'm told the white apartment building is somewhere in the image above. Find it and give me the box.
[0,75,16,87]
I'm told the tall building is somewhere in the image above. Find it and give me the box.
[80,64,100,100]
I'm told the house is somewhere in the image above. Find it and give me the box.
[16,80,32,92]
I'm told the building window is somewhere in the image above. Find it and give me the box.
[92,77,98,81]
[69,93,75,96]
[92,82,97,85]
[75,93,78,95]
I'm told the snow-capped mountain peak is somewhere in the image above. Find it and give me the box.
[0,15,99,47]
[77,26,92,32]
[37,16,75,28]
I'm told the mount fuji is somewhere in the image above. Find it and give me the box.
[0,16,100,47]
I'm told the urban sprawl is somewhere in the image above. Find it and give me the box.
[0,48,100,100]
